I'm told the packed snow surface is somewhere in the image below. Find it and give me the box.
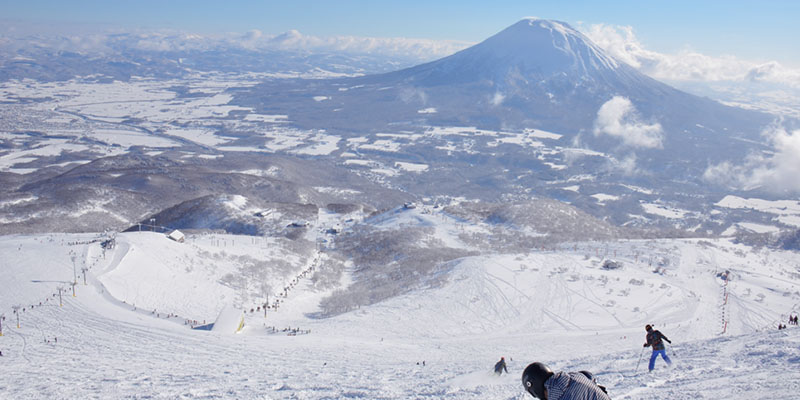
[1,229,799,399]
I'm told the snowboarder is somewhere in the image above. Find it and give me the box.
[643,324,672,371]
[521,362,610,399]
[494,356,508,375]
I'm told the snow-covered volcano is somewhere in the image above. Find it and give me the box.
[394,18,623,85]
[232,18,776,223]
[244,18,770,151]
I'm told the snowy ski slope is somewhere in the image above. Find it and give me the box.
[0,229,799,399]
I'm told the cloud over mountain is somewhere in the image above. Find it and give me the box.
[704,124,800,193]
[593,96,664,149]
[584,23,800,88]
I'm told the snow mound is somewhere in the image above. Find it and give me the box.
[211,304,244,334]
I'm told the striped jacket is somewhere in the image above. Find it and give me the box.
[544,371,610,400]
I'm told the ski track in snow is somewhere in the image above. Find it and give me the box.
[0,231,799,398]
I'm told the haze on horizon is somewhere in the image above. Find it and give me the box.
[2,0,799,67]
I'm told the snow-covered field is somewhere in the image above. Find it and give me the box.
[716,195,800,228]
[2,78,572,179]
[2,76,798,237]
[1,225,799,399]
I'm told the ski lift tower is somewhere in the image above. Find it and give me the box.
[12,305,20,328]
[71,255,78,286]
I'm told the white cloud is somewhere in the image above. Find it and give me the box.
[490,92,505,106]
[244,29,263,41]
[1,27,470,64]
[134,37,175,52]
[240,29,263,50]
[615,154,640,176]
[593,96,663,149]
[581,24,653,70]
[399,87,428,104]
[582,24,800,89]
[703,124,800,193]
[744,61,800,86]
[259,30,469,62]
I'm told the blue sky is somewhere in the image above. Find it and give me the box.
[3,0,799,65]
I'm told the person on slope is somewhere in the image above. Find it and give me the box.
[643,324,672,371]
[521,362,610,399]
[495,356,508,375]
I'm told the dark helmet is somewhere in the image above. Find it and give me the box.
[522,362,553,399]
[645,324,652,332]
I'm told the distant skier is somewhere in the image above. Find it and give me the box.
[643,324,672,371]
[494,357,508,375]
[521,362,609,399]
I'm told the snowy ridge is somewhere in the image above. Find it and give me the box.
[0,225,799,398]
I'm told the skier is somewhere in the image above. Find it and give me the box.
[521,362,610,399]
[494,356,508,375]
[643,324,672,371]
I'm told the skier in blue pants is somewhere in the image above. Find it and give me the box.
[643,324,672,371]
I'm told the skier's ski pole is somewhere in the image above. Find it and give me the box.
[634,347,645,374]
[668,342,677,357]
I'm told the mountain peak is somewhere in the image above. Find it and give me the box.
[480,18,620,74]
[394,18,623,88]
[513,17,574,32]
